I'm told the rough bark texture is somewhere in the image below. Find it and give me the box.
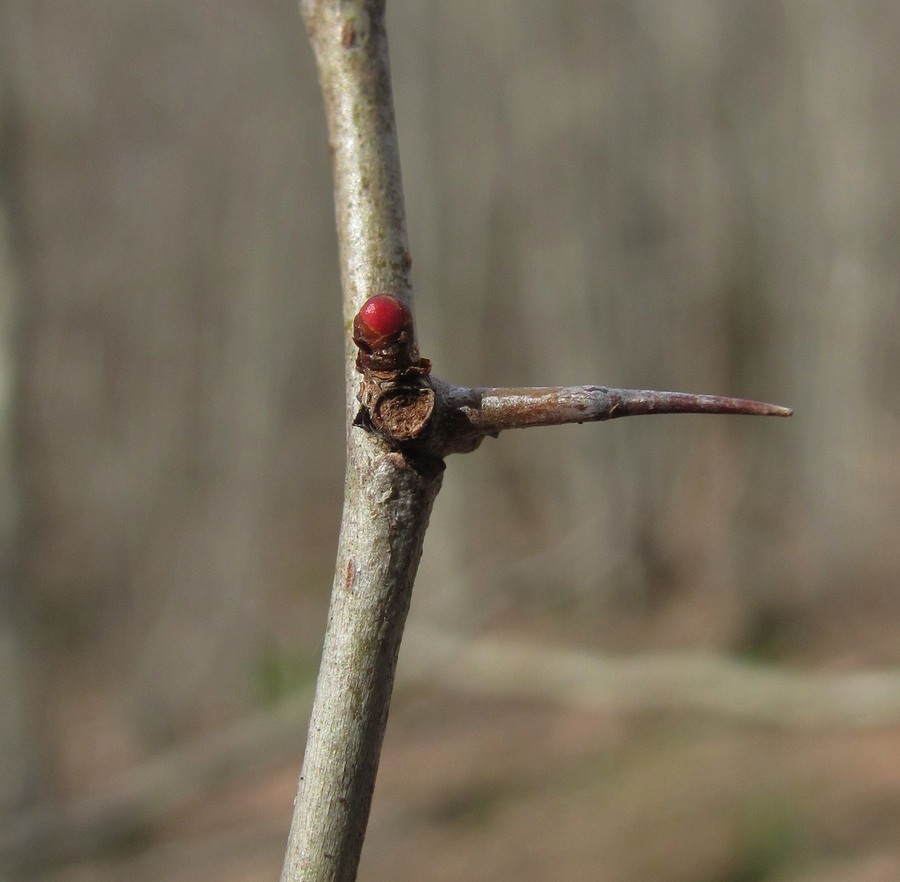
[282,4,790,879]
[281,2,443,880]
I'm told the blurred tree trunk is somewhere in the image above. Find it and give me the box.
[0,175,36,819]
[0,16,42,813]
[0,1,339,752]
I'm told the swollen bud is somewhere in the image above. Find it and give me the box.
[352,294,434,443]
[356,294,410,338]
[353,294,421,372]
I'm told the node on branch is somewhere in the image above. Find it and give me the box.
[350,295,792,458]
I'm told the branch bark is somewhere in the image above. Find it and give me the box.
[284,2,790,880]
[415,381,789,456]
[281,3,441,880]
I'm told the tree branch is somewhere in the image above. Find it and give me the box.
[285,2,791,880]
[347,309,791,458]
[420,380,790,456]
[282,3,441,881]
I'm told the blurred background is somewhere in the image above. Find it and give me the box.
[1,1,899,880]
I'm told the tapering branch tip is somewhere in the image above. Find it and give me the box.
[607,389,792,419]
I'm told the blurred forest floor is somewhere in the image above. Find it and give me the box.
[22,679,900,882]
[13,594,900,882]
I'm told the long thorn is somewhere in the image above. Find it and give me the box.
[607,389,792,419]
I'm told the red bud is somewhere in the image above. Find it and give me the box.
[353,294,420,372]
[356,294,410,337]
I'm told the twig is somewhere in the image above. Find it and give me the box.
[285,2,791,879]
[420,381,790,456]
[282,3,441,880]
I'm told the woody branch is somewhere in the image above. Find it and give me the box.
[351,297,790,458]
[284,1,790,881]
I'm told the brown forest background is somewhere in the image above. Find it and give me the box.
[2,2,900,880]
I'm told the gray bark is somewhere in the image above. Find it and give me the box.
[281,3,788,879]
[281,3,443,879]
